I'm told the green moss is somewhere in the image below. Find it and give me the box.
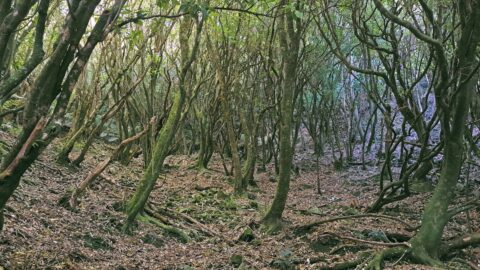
[238,227,255,242]
[1,99,23,110]
[230,254,243,268]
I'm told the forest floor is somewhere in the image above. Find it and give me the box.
[0,130,479,270]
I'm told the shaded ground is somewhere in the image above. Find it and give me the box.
[0,130,479,269]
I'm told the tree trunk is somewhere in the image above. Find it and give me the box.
[261,0,300,232]
[0,0,33,70]
[409,0,480,264]
[0,0,113,231]
[122,17,203,232]
[219,76,244,194]
[0,0,49,102]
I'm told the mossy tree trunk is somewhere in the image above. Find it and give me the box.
[372,0,480,264]
[261,0,301,231]
[409,1,480,263]
[218,74,245,194]
[122,16,204,232]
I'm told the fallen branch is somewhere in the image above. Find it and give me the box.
[329,243,369,254]
[295,213,416,234]
[67,117,155,208]
[444,232,480,254]
[325,232,411,248]
[148,201,233,244]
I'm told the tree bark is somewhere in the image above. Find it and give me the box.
[261,0,301,232]
[0,0,49,102]
[408,0,480,264]
[0,0,34,71]
[123,17,204,232]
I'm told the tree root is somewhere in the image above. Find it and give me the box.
[324,232,411,248]
[443,232,480,254]
[451,258,480,270]
[361,231,480,270]
[364,247,409,270]
[260,216,284,234]
[146,203,234,244]
[295,213,416,235]
[409,247,444,267]
[291,251,371,269]
[137,214,190,243]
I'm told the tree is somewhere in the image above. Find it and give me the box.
[261,0,302,232]
[123,13,205,231]
[0,0,123,231]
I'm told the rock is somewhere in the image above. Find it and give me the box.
[230,254,243,268]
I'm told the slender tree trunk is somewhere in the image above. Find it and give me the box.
[68,118,153,209]
[219,75,244,193]
[123,17,204,232]
[262,0,300,231]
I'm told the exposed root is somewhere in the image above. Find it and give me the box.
[137,214,190,243]
[324,231,411,248]
[295,213,416,235]
[260,216,284,234]
[409,245,444,267]
[363,247,409,270]
[146,202,234,244]
[292,251,372,269]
